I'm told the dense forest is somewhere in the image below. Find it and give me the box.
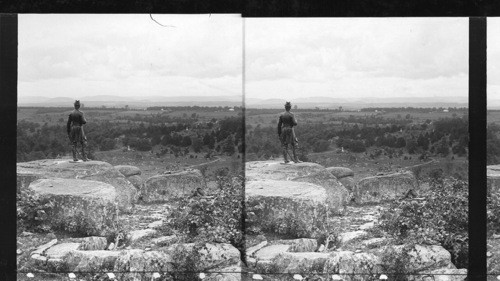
[246,114,469,161]
[17,108,243,162]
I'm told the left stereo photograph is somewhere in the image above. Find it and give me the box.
[16,14,245,281]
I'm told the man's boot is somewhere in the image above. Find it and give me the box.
[72,144,78,162]
[283,148,290,164]
[292,146,302,163]
[81,144,89,161]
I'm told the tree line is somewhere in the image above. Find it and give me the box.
[17,113,243,162]
[246,116,469,160]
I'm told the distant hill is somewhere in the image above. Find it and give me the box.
[245,96,468,109]
[18,95,468,109]
[18,95,243,108]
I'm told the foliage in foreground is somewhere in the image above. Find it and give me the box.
[162,169,244,250]
[379,178,468,268]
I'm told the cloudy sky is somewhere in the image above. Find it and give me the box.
[245,18,469,101]
[18,14,242,99]
[488,17,500,103]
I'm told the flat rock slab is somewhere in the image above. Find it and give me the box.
[45,243,81,259]
[354,171,418,203]
[152,235,177,246]
[142,169,205,202]
[339,231,369,246]
[326,167,355,179]
[114,165,141,177]
[17,159,138,212]
[254,245,291,261]
[62,250,121,272]
[271,252,331,274]
[247,241,268,257]
[361,238,390,249]
[128,229,157,244]
[246,180,329,237]
[32,239,58,256]
[246,161,326,181]
[29,178,119,236]
[417,268,467,281]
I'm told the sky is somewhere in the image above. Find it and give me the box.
[18,14,242,99]
[245,18,469,101]
[488,18,500,104]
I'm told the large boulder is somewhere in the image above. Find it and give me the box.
[62,250,121,272]
[246,161,326,181]
[252,244,291,272]
[373,244,455,272]
[323,251,382,279]
[29,178,119,236]
[142,169,206,202]
[326,167,354,179]
[197,243,241,270]
[114,165,141,177]
[246,180,330,238]
[272,252,330,274]
[354,171,418,203]
[292,170,350,214]
[114,249,173,275]
[17,160,138,212]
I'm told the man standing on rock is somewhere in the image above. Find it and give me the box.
[278,101,301,163]
[67,100,89,162]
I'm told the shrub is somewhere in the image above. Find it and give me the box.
[488,191,500,236]
[380,178,468,268]
[162,171,244,250]
[17,188,53,233]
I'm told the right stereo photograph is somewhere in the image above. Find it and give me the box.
[244,18,469,281]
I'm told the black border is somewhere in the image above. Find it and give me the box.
[469,17,487,280]
[0,14,18,281]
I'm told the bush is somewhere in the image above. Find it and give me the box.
[163,171,244,250]
[488,192,500,236]
[380,178,468,268]
[17,188,53,233]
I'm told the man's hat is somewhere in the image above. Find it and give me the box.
[74,100,80,106]
[285,101,292,107]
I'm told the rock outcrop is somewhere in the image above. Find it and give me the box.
[291,170,350,214]
[246,161,326,181]
[245,161,350,237]
[246,180,330,237]
[29,178,119,236]
[142,169,206,202]
[17,159,138,212]
[354,171,418,203]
